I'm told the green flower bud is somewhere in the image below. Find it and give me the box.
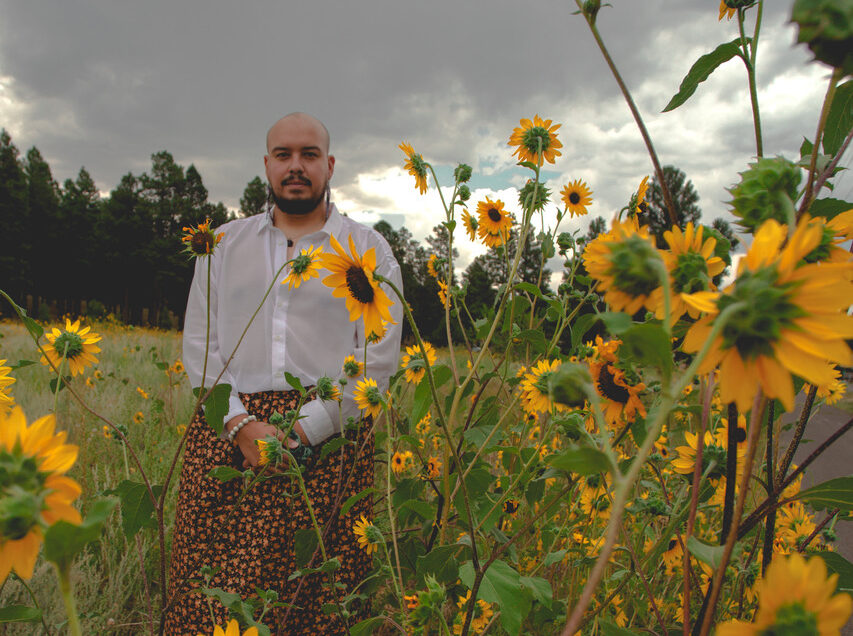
[0,486,41,540]
[269,411,285,426]
[548,362,593,408]
[457,184,471,202]
[792,0,853,76]
[518,180,551,213]
[725,0,756,8]
[728,157,801,233]
[557,232,575,254]
[454,163,473,183]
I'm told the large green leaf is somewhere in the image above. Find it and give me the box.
[823,80,853,156]
[809,198,853,220]
[598,619,645,635]
[796,476,853,511]
[620,323,672,378]
[44,498,118,570]
[339,487,375,518]
[571,312,600,352]
[416,544,464,584]
[663,39,746,112]
[815,551,853,592]
[193,383,232,435]
[349,617,386,636]
[0,606,41,624]
[294,528,319,568]
[103,480,164,539]
[546,446,610,476]
[600,311,632,335]
[520,575,553,609]
[207,466,243,482]
[411,364,451,425]
[687,536,725,568]
[516,329,549,355]
[459,559,530,635]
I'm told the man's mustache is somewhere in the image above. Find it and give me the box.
[282,177,311,186]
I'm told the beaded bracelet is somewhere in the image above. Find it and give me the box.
[227,415,257,442]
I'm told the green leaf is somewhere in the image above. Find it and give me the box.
[444,220,457,233]
[514,282,543,298]
[44,498,118,570]
[192,383,232,436]
[516,329,549,355]
[8,360,35,371]
[103,480,164,539]
[600,311,632,335]
[809,198,853,221]
[571,312,600,352]
[598,619,644,635]
[687,536,725,568]
[517,160,538,171]
[207,466,243,482]
[520,575,553,609]
[0,605,42,623]
[796,476,853,511]
[320,437,352,460]
[823,80,853,156]
[543,550,567,566]
[800,137,814,159]
[416,544,463,584]
[459,559,529,635]
[815,551,853,592]
[546,446,610,475]
[620,323,672,377]
[663,39,746,112]
[48,376,71,394]
[411,364,451,424]
[294,528,319,568]
[284,372,305,394]
[349,617,386,636]
[22,316,43,340]
[398,499,435,520]
[339,487,375,518]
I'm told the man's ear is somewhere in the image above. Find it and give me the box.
[327,154,335,180]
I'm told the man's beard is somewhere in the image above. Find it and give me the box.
[269,180,328,216]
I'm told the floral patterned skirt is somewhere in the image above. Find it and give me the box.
[164,389,374,635]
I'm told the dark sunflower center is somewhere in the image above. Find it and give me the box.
[53,332,84,359]
[758,601,817,636]
[191,231,215,255]
[569,191,581,205]
[597,364,630,404]
[345,266,376,304]
[522,126,551,153]
[503,500,519,514]
[734,426,747,443]
[488,208,502,222]
[673,251,710,294]
[606,236,661,296]
[667,539,678,551]
[717,266,804,360]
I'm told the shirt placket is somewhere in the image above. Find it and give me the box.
[271,232,289,388]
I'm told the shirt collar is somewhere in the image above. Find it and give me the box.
[257,202,344,240]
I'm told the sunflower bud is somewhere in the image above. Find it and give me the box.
[0,487,41,540]
[557,232,575,254]
[791,0,853,76]
[728,157,801,233]
[724,0,756,7]
[548,362,593,408]
[457,184,471,202]
[518,180,551,213]
[454,163,472,183]
[269,411,285,426]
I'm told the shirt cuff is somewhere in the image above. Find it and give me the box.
[299,399,336,446]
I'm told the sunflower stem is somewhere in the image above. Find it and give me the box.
[800,68,844,219]
[13,574,54,636]
[737,5,764,157]
[573,0,677,226]
[55,564,82,636]
[52,342,69,416]
[382,405,407,615]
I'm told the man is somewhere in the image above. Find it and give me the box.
[166,113,403,634]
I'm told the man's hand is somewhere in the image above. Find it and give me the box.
[224,415,310,469]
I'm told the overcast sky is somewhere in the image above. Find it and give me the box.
[1,0,849,272]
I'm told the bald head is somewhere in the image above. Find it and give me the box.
[266,112,330,153]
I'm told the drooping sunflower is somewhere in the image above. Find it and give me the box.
[201,618,259,636]
[652,222,726,322]
[437,280,450,309]
[0,360,14,405]
[682,218,853,412]
[461,210,479,242]
[342,354,364,379]
[181,217,224,257]
[774,502,817,553]
[508,115,563,166]
[661,536,684,575]
[560,179,593,217]
[719,0,737,20]
[716,553,852,635]
[427,254,440,280]
[40,318,102,377]
[425,456,442,480]
[321,234,396,339]
[282,244,324,289]
[391,450,413,474]
[633,176,650,215]
[400,342,437,385]
[399,141,429,194]
[0,407,82,583]
[810,366,847,405]
[353,377,383,418]
[583,219,664,315]
[588,337,646,427]
[476,197,513,248]
[518,358,568,416]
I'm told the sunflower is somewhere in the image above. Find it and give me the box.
[502,499,520,515]
[282,244,324,289]
[102,425,112,439]
[0,407,82,583]
[353,377,383,418]
[321,234,396,338]
[437,280,450,309]
[391,450,413,475]
[427,254,440,280]
[315,375,341,402]
[661,536,684,575]
[633,176,650,215]
[719,0,737,20]
[40,318,101,377]
[476,197,512,248]
[775,502,817,553]
[399,141,429,194]
[400,342,437,384]
[588,337,646,428]
[560,179,593,217]
[461,210,479,241]
[811,366,846,405]
[404,594,420,610]
[454,591,494,634]
[0,360,14,404]
[137,386,149,399]
[652,222,726,322]
[425,456,442,480]
[181,217,224,257]
[583,219,664,315]
[682,218,853,412]
[199,618,259,636]
[519,358,568,416]
[342,355,364,379]
[172,359,184,375]
[366,319,389,344]
[133,411,144,424]
[716,553,852,635]
[508,115,563,166]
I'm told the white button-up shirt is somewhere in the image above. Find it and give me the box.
[182,204,403,445]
